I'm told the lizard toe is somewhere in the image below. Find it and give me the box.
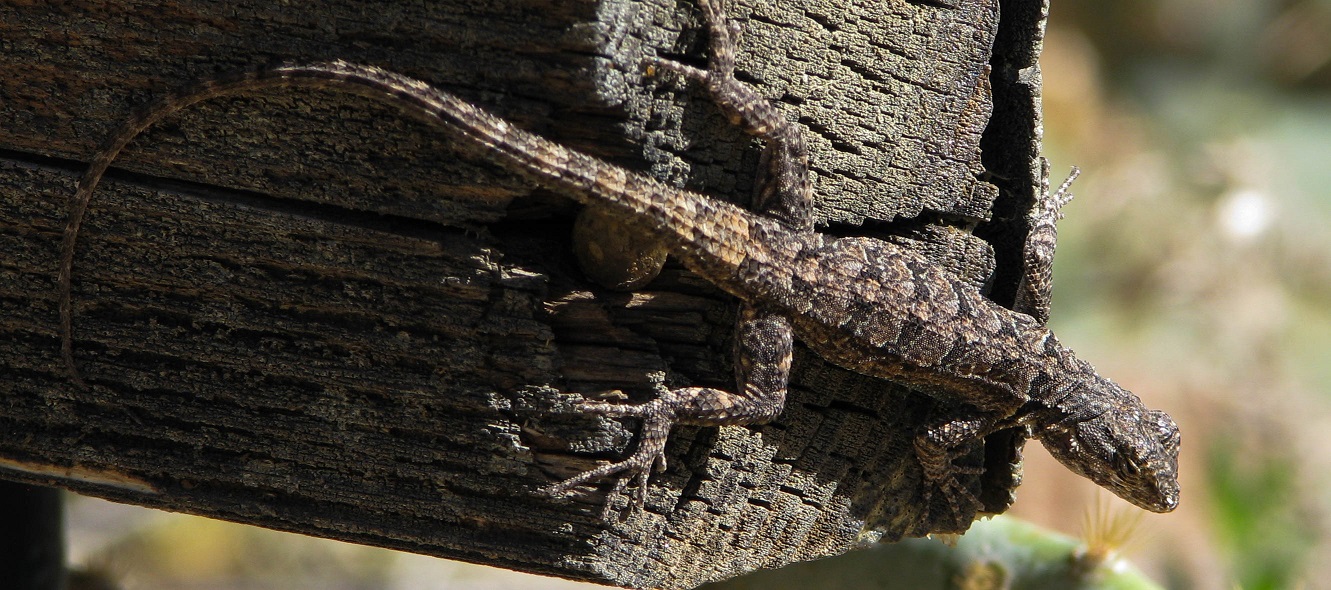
[540,399,676,518]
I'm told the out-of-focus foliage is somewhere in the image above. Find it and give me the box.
[1207,437,1314,590]
[703,515,1161,590]
[64,495,604,590]
[1015,1,1331,588]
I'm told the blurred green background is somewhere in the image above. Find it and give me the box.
[60,1,1331,588]
[1016,0,1331,587]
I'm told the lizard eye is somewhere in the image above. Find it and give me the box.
[1114,454,1141,477]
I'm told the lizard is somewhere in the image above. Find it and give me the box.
[59,0,1179,526]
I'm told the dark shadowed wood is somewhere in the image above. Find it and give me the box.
[0,0,1050,587]
[0,482,66,590]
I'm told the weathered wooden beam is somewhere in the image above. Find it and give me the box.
[0,0,1049,587]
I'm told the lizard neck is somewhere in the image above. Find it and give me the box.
[1026,351,1137,430]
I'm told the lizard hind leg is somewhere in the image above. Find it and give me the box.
[540,385,784,519]
[650,0,814,232]
[542,0,804,519]
[541,306,793,517]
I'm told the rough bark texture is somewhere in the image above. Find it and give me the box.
[0,0,1048,588]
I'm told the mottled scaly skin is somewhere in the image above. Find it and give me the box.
[61,0,1179,527]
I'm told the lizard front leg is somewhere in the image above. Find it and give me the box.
[914,409,1017,531]
[913,165,1073,527]
[1013,159,1079,324]
[946,161,1077,521]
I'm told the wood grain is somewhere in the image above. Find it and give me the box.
[0,0,1049,587]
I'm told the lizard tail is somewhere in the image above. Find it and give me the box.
[272,61,757,265]
[61,60,756,384]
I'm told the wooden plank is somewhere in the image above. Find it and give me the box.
[0,0,1050,587]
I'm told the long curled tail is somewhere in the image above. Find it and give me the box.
[60,61,759,385]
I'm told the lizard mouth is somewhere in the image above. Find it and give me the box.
[1131,476,1179,513]
[1078,457,1180,513]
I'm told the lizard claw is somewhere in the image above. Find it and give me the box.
[644,0,741,86]
[646,56,711,85]
[918,464,985,533]
[540,397,677,518]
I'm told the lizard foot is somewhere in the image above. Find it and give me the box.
[645,0,760,130]
[918,461,985,533]
[540,381,782,518]
[915,432,987,532]
[541,395,678,518]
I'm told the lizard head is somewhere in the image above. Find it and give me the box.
[1040,395,1181,512]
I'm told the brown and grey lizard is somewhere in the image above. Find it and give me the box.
[60,0,1179,525]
